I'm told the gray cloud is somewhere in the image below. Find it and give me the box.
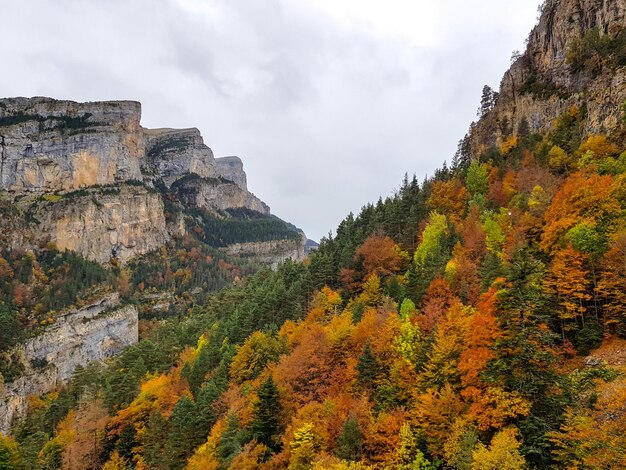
[0,0,540,241]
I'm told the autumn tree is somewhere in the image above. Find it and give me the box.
[541,171,621,252]
[409,212,453,302]
[466,161,490,208]
[471,427,525,470]
[426,180,468,223]
[544,245,591,339]
[394,423,435,469]
[0,434,21,470]
[230,331,286,384]
[596,231,626,335]
[354,235,407,278]
[289,422,320,470]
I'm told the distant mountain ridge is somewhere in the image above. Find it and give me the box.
[0,96,305,265]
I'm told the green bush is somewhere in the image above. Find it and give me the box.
[567,28,626,75]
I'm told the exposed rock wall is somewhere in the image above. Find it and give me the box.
[468,0,626,155]
[0,185,173,264]
[0,294,138,435]
[223,233,307,269]
[0,96,305,265]
[173,175,270,215]
[0,97,143,192]
[215,156,248,190]
[143,127,217,183]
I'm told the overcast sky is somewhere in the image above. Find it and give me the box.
[2,0,540,241]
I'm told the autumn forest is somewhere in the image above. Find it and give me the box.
[2,1,626,469]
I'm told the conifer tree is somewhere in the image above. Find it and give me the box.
[250,376,282,453]
[219,412,243,464]
[335,414,363,461]
[356,339,379,389]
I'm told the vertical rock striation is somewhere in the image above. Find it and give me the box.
[467,0,626,155]
[0,97,144,192]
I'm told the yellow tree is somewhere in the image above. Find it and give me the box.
[471,427,525,470]
[595,231,626,334]
[544,245,591,339]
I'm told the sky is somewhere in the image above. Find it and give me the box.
[1,0,540,241]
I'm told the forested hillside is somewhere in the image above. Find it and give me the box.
[1,0,626,468]
[3,103,625,469]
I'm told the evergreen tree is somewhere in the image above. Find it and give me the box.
[356,339,379,389]
[142,411,167,470]
[250,376,282,453]
[335,414,363,461]
[219,412,243,464]
[163,396,203,469]
[478,85,497,117]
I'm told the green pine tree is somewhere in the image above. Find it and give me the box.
[356,339,379,389]
[250,376,282,453]
[219,412,243,465]
[335,414,363,461]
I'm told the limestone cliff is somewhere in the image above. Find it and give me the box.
[223,232,307,269]
[466,0,626,155]
[34,184,171,264]
[143,127,217,183]
[172,174,270,216]
[0,294,138,435]
[215,156,248,190]
[0,97,305,265]
[0,97,143,192]
[1,184,172,264]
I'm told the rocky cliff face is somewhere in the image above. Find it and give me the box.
[467,0,626,155]
[173,174,270,216]
[0,294,138,434]
[1,184,172,264]
[0,97,143,192]
[143,127,217,184]
[224,232,307,269]
[35,185,171,263]
[215,156,248,190]
[0,97,304,264]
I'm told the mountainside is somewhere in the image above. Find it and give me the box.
[0,294,137,435]
[1,1,626,470]
[0,97,304,265]
[464,0,626,158]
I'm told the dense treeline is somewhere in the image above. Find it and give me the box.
[188,208,301,247]
[3,261,315,469]
[0,248,111,357]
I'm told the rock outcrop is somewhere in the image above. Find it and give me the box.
[224,232,307,269]
[172,174,270,216]
[35,184,170,263]
[215,156,248,190]
[0,97,305,264]
[467,0,626,155]
[1,184,171,264]
[0,97,143,192]
[0,294,138,435]
[143,127,217,184]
